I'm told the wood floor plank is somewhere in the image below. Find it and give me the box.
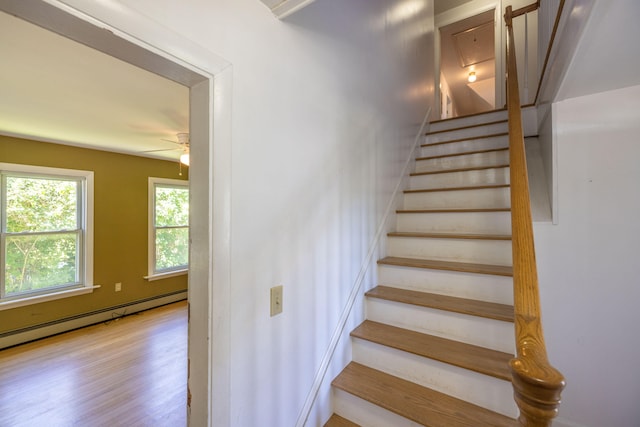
[410,164,509,176]
[425,120,508,136]
[324,413,361,427]
[421,132,508,148]
[351,320,513,381]
[0,301,187,427]
[366,286,514,323]
[404,184,510,194]
[397,208,511,214]
[429,108,506,126]
[332,362,518,427]
[378,256,513,277]
[387,231,511,240]
[417,146,509,161]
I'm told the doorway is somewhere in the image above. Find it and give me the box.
[439,9,497,119]
[0,1,231,425]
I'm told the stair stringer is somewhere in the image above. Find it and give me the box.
[299,107,433,427]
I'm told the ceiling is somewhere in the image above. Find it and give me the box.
[0,10,190,162]
[439,9,496,117]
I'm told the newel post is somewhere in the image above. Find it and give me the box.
[510,349,565,427]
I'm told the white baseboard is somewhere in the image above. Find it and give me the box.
[0,291,187,350]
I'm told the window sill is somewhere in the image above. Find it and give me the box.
[0,285,100,311]
[144,269,188,282]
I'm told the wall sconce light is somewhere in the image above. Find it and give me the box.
[468,71,477,83]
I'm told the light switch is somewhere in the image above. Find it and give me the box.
[270,285,283,316]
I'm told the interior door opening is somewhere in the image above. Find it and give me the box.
[439,9,496,119]
[0,1,217,424]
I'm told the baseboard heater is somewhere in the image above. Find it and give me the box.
[0,290,188,350]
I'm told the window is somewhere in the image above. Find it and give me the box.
[148,178,189,279]
[0,163,94,309]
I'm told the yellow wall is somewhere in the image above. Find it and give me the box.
[0,135,188,334]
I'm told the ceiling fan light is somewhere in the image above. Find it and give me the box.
[177,132,189,144]
[180,153,190,166]
[468,71,477,83]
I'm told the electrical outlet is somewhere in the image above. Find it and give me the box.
[270,285,283,316]
[115,282,122,292]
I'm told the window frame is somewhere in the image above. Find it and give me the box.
[0,163,94,310]
[147,177,189,280]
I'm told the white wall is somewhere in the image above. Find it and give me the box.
[534,85,640,427]
[555,0,640,101]
[439,72,454,119]
[116,0,435,425]
[537,0,560,80]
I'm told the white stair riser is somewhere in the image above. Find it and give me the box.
[378,264,513,304]
[333,389,421,427]
[415,150,510,173]
[366,298,515,353]
[397,211,512,235]
[429,110,508,133]
[420,136,508,158]
[352,339,518,418]
[403,187,510,209]
[426,122,508,144]
[409,167,510,190]
[387,236,512,266]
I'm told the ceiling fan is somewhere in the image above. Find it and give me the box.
[144,132,190,166]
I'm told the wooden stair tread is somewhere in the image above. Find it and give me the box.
[429,108,506,125]
[366,286,514,323]
[404,184,509,194]
[417,146,509,161]
[332,362,518,427]
[352,320,513,380]
[397,207,510,214]
[411,164,509,176]
[378,256,513,277]
[323,414,360,427]
[421,132,508,148]
[388,231,511,240]
[425,119,508,136]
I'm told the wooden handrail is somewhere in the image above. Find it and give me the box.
[504,5,565,427]
[511,0,540,18]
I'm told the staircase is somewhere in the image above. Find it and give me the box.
[325,110,521,427]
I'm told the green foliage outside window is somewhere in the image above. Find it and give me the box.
[154,185,189,272]
[3,176,80,296]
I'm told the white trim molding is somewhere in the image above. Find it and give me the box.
[0,285,101,311]
[147,177,189,278]
[144,270,187,282]
[264,0,317,19]
[0,162,95,310]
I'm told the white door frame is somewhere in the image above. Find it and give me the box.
[0,1,231,425]
[434,0,504,116]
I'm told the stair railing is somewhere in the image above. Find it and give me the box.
[504,4,565,426]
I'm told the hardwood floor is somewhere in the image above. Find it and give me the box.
[0,301,187,427]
